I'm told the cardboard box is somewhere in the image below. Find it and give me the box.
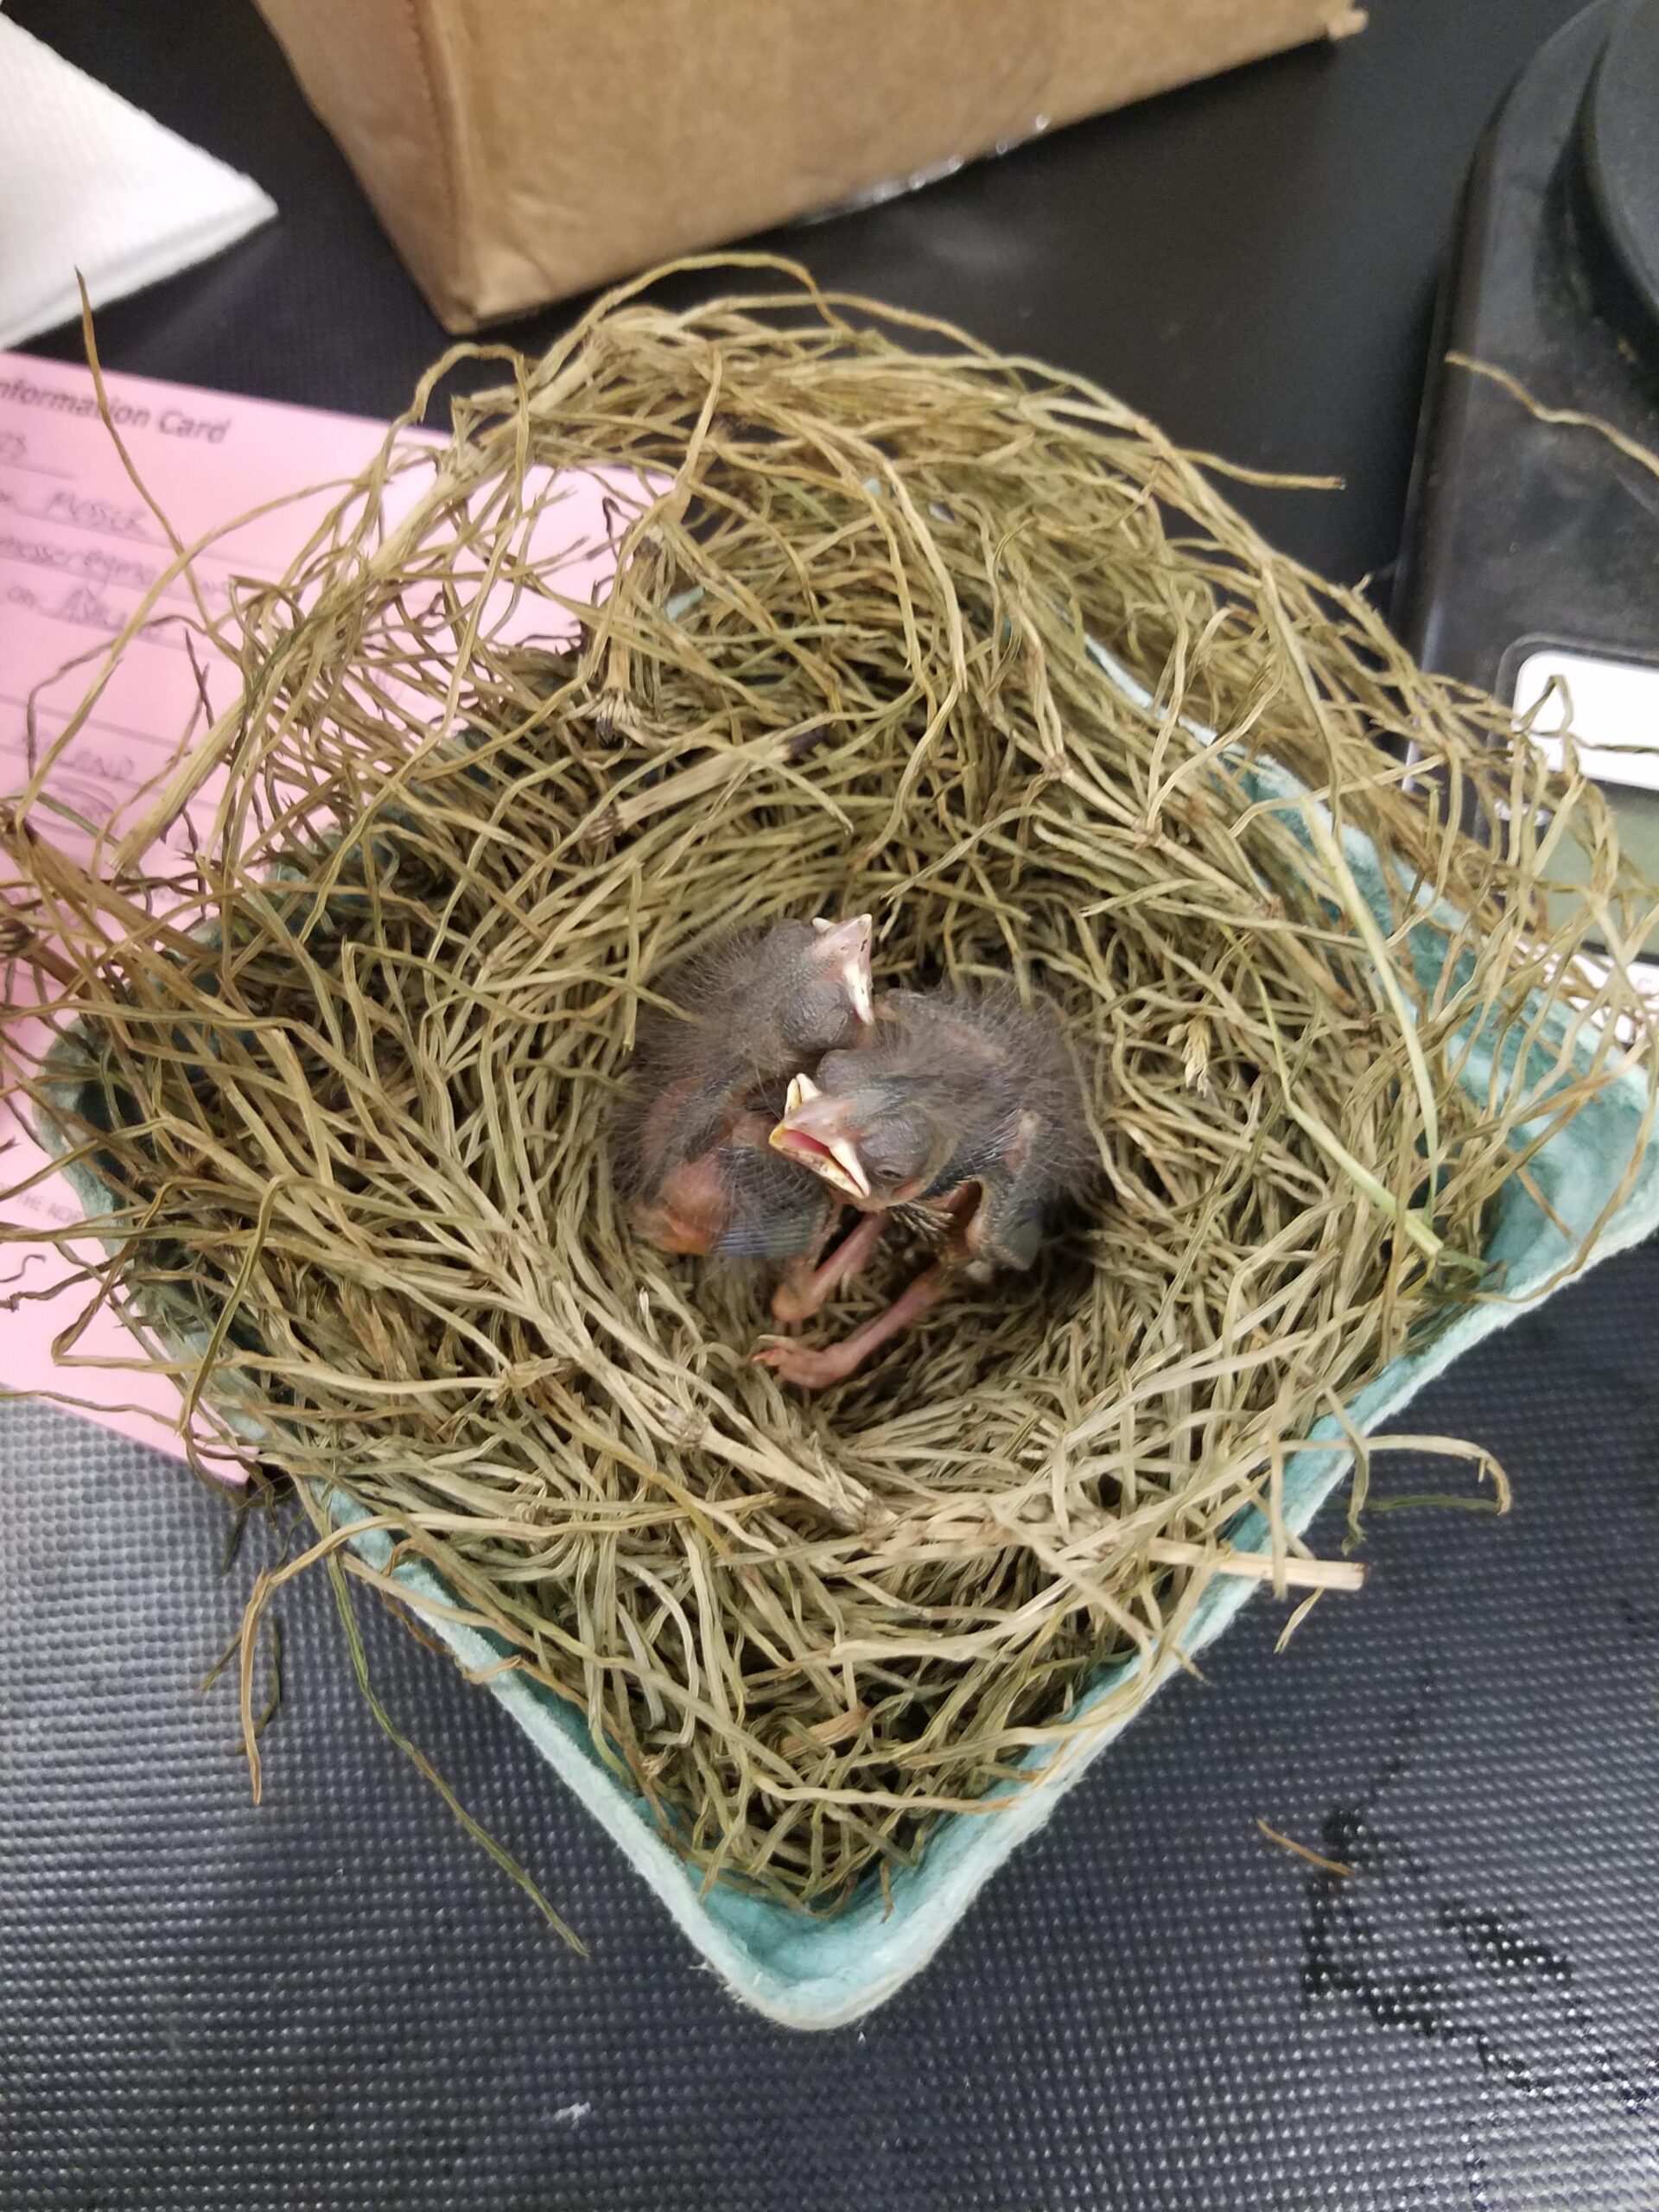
[254,1,1366,330]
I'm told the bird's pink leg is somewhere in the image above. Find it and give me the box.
[770,1212,887,1324]
[755,1262,953,1389]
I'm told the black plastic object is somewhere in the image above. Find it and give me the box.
[1575,0,1659,361]
[1397,2,1659,825]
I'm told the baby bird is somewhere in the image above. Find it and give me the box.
[612,916,874,1262]
[755,982,1094,1387]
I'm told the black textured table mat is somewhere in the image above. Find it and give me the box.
[5,2,1656,2207]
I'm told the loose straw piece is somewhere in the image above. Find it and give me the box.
[1147,1540,1363,1593]
[1256,1819,1353,1878]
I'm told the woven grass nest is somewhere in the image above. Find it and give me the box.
[5,262,1656,1916]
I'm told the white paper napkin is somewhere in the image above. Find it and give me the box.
[0,17,278,349]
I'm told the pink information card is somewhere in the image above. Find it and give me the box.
[0,353,613,1461]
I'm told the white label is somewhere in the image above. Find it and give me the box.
[1512,646,1659,793]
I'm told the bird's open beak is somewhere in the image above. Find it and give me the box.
[769,1072,872,1198]
[810,913,875,1028]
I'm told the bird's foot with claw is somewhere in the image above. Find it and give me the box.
[752,1338,859,1390]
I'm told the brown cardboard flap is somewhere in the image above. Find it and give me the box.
[256,0,1363,330]
[254,0,459,315]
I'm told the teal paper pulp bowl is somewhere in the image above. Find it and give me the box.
[43,657,1659,2029]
